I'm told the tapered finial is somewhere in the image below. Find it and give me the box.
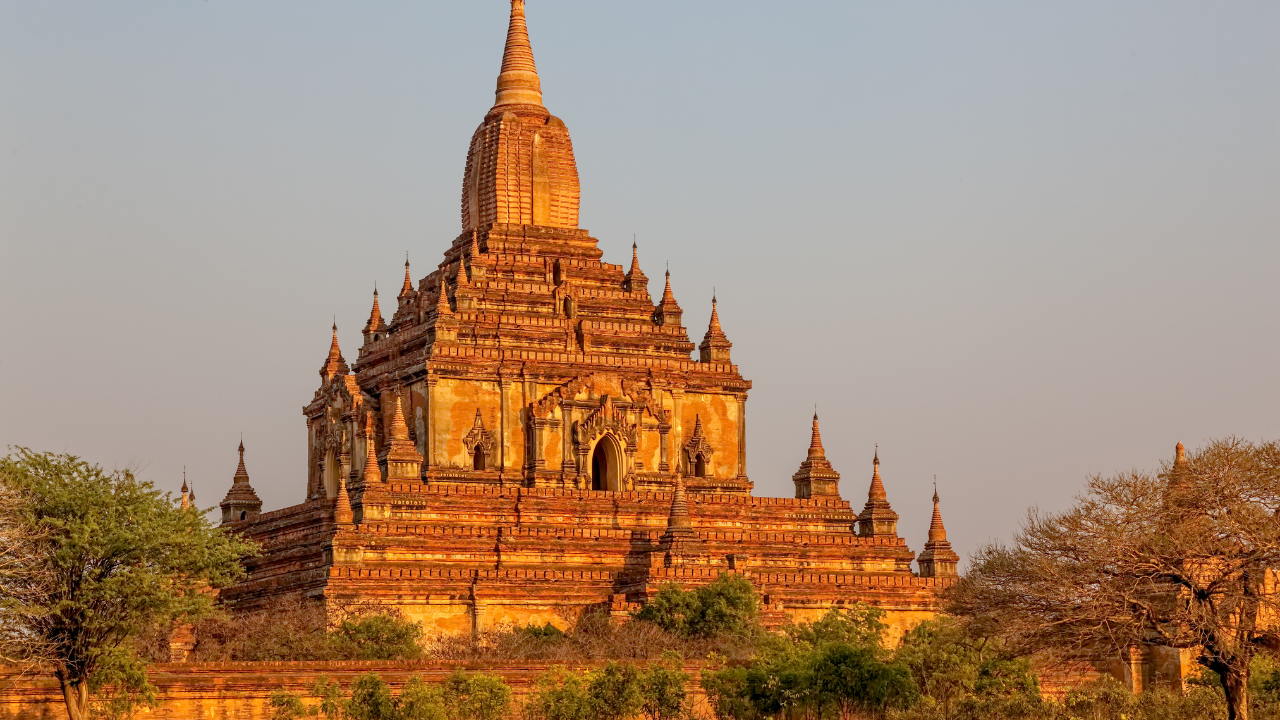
[494,0,543,108]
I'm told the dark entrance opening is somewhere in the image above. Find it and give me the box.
[695,455,706,478]
[473,446,486,471]
[591,436,619,491]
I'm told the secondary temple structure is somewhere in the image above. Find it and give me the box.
[219,0,957,639]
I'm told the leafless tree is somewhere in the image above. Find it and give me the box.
[950,437,1280,720]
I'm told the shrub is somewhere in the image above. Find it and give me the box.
[439,670,512,720]
[333,614,426,661]
[523,668,595,720]
[634,574,759,639]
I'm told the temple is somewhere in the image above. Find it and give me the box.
[218,0,956,640]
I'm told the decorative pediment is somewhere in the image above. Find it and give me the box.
[573,395,638,451]
[462,409,497,470]
[532,374,597,418]
[682,415,714,467]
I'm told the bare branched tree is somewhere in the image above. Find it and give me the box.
[950,437,1280,720]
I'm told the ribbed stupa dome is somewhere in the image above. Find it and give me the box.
[461,0,581,232]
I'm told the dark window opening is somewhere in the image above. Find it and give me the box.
[695,455,706,478]
[473,446,486,471]
[592,447,605,490]
[240,510,246,521]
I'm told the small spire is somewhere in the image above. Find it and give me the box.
[390,395,411,443]
[868,448,886,501]
[1175,441,1187,467]
[320,322,349,378]
[667,472,692,532]
[455,258,471,288]
[235,439,248,480]
[220,439,262,524]
[494,0,543,108]
[180,467,189,509]
[707,296,724,335]
[435,273,452,315]
[918,477,958,577]
[929,479,946,543]
[808,413,825,459]
[624,241,647,294]
[400,255,414,297]
[364,286,385,336]
[363,412,382,484]
[469,232,482,260]
[334,474,354,525]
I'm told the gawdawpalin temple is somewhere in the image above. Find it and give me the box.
[218,0,958,640]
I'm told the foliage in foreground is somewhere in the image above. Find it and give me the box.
[949,437,1280,720]
[0,448,259,720]
[270,670,511,720]
[184,597,427,663]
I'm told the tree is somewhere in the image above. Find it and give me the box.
[0,448,259,720]
[950,437,1280,720]
[638,659,689,720]
[586,662,643,720]
[0,476,51,669]
[635,574,760,639]
[439,670,512,720]
[523,668,595,720]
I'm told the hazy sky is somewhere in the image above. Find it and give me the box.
[1,1,1277,565]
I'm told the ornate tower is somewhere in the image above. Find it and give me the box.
[792,413,841,498]
[916,486,959,578]
[461,0,581,231]
[310,0,750,495]
[857,449,899,537]
[219,441,263,524]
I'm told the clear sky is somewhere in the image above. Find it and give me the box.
[1,1,1276,565]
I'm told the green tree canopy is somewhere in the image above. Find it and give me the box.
[634,574,760,639]
[0,448,259,720]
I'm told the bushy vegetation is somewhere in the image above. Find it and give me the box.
[271,670,511,720]
[521,659,690,720]
[180,598,425,663]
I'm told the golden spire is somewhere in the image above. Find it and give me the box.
[435,274,452,316]
[363,412,382,484]
[334,473,354,525]
[868,447,886,501]
[320,322,349,379]
[1175,441,1187,468]
[400,256,414,297]
[808,412,824,459]
[235,439,248,480]
[667,472,692,532]
[390,394,411,444]
[494,0,543,108]
[364,287,384,335]
[928,480,947,543]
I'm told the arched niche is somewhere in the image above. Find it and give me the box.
[591,434,623,492]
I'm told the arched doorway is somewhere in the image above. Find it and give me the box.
[591,435,622,491]
[694,454,707,478]
[473,445,486,471]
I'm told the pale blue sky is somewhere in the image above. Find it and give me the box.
[1,1,1277,564]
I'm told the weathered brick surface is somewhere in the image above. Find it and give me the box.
[216,0,957,651]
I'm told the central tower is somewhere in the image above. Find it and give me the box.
[462,0,581,231]
[301,0,751,497]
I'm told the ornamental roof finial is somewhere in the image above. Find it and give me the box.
[494,0,543,108]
